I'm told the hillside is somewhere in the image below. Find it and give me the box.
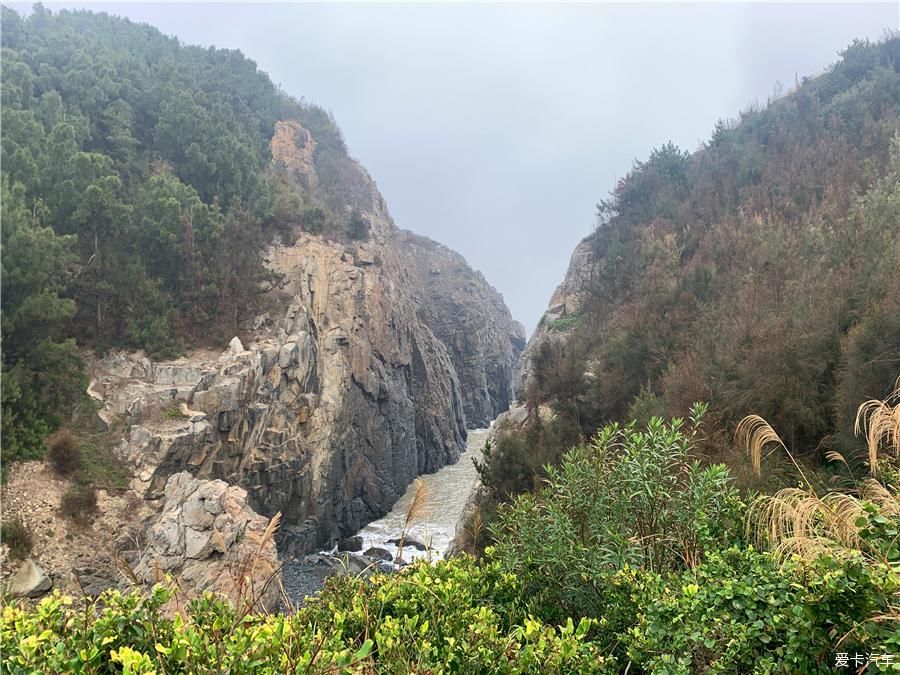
[0,4,522,595]
[2,10,899,673]
[518,37,900,478]
[1,4,367,459]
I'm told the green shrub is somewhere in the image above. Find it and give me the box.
[59,482,98,526]
[1,560,616,674]
[474,417,581,500]
[346,209,370,241]
[45,429,81,476]
[300,205,327,235]
[77,440,130,491]
[626,547,900,673]
[1,518,33,560]
[626,387,668,426]
[490,407,746,621]
[546,314,580,332]
[162,403,187,420]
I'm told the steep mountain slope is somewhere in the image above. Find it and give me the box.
[521,37,900,465]
[0,3,522,581]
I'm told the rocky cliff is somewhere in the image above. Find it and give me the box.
[86,119,520,557]
[516,236,596,395]
[399,232,526,428]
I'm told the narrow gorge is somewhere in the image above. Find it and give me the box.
[1,110,523,599]
[98,122,522,549]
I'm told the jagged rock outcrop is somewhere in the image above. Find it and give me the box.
[399,232,526,428]
[516,236,596,395]
[89,119,518,557]
[136,472,280,611]
[271,119,317,188]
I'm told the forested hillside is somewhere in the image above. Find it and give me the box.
[0,5,366,461]
[523,37,900,478]
[3,11,899,672]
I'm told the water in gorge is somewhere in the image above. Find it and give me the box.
[356,427,490,563]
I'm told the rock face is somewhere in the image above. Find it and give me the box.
[88,120,519,558]
[137,472,280,611]
[9,559,52,598]
[399,231,526,428]
[270,119,317,187]
[516,236,596,395]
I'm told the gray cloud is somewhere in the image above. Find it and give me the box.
[13,2,896,333]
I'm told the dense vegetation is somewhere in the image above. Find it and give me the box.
[3,9,898,672]
[0,5,367,464]
[4,387,899,672]
[521,37,900,486]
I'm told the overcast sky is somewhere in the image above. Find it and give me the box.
[12,2,898,334]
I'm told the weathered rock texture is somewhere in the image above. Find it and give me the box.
[516,236,596,395]
[271,119,317,188]
[399,232,526,428]
[8,559,52,598]
[137,472,280,611]
[89,120,520,557]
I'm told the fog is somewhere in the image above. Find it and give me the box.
[12,2,896,333]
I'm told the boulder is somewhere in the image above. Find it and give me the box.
[9,559,52,598]
[363,547,393,562]
[96,408,116,432]
[223,336,246,357]
[387,537,427,552]
[137,472,281,611]
[337,535,363,552]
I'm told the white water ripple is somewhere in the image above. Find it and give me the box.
[355,427,489,564]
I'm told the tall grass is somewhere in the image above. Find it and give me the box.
[855,375,900,475]
[397,479,428,561]
[740,375,900,564]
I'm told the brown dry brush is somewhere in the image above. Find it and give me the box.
[855,374,900,475]
[739,375,899,564]
[231,510,282,618]
[397,479,428,562]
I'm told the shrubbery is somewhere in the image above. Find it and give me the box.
[59,481,98,526]
[45,430,81,477]
[490,407,746,620]
[0,518,33,561]
[1,561,610,674]
[5,408,897,672]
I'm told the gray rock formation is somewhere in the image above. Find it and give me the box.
[398,231,526,428]
[136,472,280,611]
[9,558,52,598]
[88,119,520,560]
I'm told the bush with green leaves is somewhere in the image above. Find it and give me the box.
[1,558,614,674]
[626,547,900,673]
[474,416,582,500]
[6,550,894,673]
[490,407,745,621]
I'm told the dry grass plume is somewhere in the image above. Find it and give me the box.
[854,375,900,475]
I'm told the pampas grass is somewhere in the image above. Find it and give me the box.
[397,479,428,562]
[855,375,900,475]
[741,374,899,565]
[736,414,810,487]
